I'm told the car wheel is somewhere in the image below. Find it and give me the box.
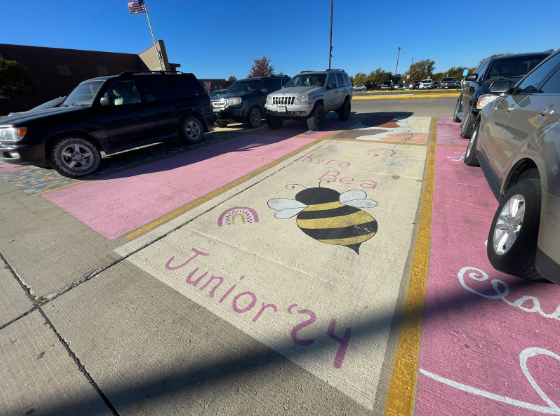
[180,116,204,144]
[464,122,480,167]
[459,103,474,138]
[307,104,325,131]
[247,107,262,129]
[50,136,100,178]
[452,98,462,122]
[265,115,283,129]
[487,178,543,280]
[337,99,351,121]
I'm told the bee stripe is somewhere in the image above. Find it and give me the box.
[297,210,374,229]
[297,219,377,240]
[318,233,375,246]
[296,205,359,220]
[302,201,343,211]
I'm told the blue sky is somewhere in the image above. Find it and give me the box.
[1,0,557,80]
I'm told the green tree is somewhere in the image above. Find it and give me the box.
[228,75,237,82]
[406,59,436,81]
[353,72,368,85]
[0,59,38,100]
[247,56,274,78]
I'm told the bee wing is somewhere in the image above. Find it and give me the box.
[268,199,308,219]
[339,190,378,208]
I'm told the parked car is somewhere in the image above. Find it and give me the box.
[8,96,66,117]
[211,74,290,128]
[419,80,432,89]
[453,52,551,138]
[264,69,353,131]
[0,71,216,178]
[463,49,560,284]
[430,81,439,89]
[438,77,455,89]
[412,81,421,89]
[353,84,367,91]
[209,89,227,99]
[454,81,462,89]
[381,80,395,90]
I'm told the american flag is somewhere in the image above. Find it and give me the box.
[128,0,146,14]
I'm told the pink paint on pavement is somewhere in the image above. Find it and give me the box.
[0,163,20,172]
[415,147,560,414]
[43,134,315,240]
[437,117,469,147]
[257,115,363,139]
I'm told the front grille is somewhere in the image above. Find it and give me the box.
[213,101,227,108]
[273,96,296,105]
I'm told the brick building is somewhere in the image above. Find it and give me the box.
[0,41,180,113]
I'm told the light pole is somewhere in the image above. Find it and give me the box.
[329,0,333,69]
[395,46,401,75]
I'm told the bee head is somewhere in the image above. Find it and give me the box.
[295,187,340,205]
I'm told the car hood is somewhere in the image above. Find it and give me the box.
[270,86,323,96]
[211,91,257,101]
[0,106,85,125]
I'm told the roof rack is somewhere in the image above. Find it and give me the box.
[326,69,345,72]
[118,70,184,76]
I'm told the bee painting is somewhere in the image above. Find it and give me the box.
[268,187,378,254]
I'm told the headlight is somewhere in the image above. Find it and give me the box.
[0,127,27,143]
[266,95,273,103]
[228,97,242,106]
[476,94,499,110]
[295,95,310,104]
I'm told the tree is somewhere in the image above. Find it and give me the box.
[247,56,274,78]
[0,59,38,100]
[405,59,436,81]
[228,75,237,82]
[353,72,368,85]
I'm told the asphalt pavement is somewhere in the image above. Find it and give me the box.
[1,95,559,416]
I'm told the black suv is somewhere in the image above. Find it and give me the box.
[0,71,216,178]
[211,75,290,128]
[453,52,550,138]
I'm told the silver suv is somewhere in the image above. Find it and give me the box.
[264,69,353,131]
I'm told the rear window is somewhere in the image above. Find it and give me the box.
[487,55,549,80]
[442,77,454,82]
[135,74,204,101]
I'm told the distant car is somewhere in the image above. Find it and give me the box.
[8,96,66,117]
[439,77,455,89]
[454,81,462,89]
[463,49,560,284]
[394,84,402,89]
[419,80,432,89]
[381,80,395,90]
[353,84,367,91]
[412,81,421,89]
[453,51,551,138]
[209,89,227,99]
[431,81,439,89]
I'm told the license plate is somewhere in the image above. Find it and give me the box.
[277,106,287,113]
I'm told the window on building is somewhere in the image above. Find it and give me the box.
[57,65,72,76]
[97,66,108,76]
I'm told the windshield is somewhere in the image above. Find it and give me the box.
[227,81,260,94]
[487,55,548,80]
[442,78,454,82]
[285,74,327,87]
[62,80,104,107]
[382,82,390,85]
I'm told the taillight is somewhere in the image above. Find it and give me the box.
[210,103,213,111]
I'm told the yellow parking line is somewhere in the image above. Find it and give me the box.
[353,94,459,100]
[125,138,322,239]
[383,116,436,415]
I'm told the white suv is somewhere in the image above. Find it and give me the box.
[353,84,366,91]
[419,79,432,89]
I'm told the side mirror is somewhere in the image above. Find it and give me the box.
[489,80,512,94]
[328,83,337,90]
[100,97,111,106]
[261,88,268,94]
[465,74,478,82]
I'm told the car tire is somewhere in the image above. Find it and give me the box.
[307,104,325,131]
[247,106,262,129]
[266,115,283,129]
[50,136,101,178]
[452,98,462,122]
[180,116,204,144]
[464,122,480,167]
[337,99,351,121]
[459,103,474,138]
[487,178,543,280]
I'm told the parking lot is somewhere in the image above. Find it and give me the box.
[1,95,560,416]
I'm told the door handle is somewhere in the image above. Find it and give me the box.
[506,106,515,113]
[538,106,554,116]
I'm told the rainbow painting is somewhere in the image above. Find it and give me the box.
[218,207,259,227]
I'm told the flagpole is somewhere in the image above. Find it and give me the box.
[143,1,164,70]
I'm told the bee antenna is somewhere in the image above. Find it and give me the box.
[285,184,307,190]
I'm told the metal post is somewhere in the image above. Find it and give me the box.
[144,2,164,70]
[329,0,333,70]
[396,47,401,75]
